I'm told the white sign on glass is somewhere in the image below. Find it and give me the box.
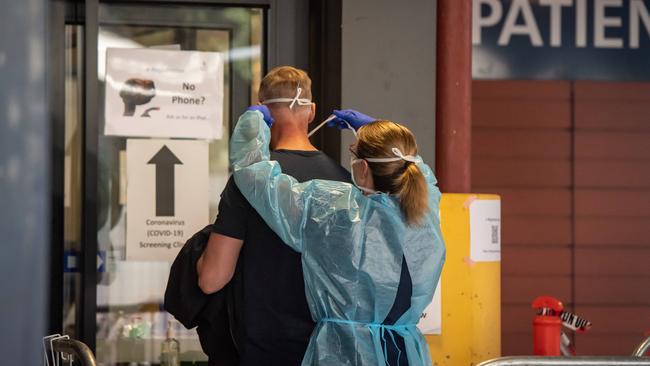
[104,48,224,140]
[126,139,209,261]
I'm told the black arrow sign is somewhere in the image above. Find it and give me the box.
[147,145,183,216]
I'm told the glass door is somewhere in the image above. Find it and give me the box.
[64,2,264,364]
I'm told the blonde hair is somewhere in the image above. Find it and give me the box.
[356,120,429,226]
[258,66,312,103]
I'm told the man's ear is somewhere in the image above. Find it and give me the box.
[309,103,316,123]
[267,105,280,125]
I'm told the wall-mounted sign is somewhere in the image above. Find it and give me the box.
[126,139,209,261]
[473,0,650,80]
[105,48,224,139]
[469,200,501,262]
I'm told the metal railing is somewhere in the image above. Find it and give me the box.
[476,336,650,366]
[50,338,97,366]
[633,336,650,357]
[476,356,650,366]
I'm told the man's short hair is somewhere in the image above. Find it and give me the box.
[259,66,312,103]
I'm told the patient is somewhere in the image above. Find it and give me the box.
[196,66,350,366]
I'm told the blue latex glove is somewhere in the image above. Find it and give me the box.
[247,105,274,128]
[327,109,375,131]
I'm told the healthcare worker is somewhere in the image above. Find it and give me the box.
[229,106,445,366]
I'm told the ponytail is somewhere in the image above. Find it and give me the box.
[356,120,430,226]
[397,162,429,226]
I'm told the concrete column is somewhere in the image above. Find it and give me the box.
[0,0,50,363]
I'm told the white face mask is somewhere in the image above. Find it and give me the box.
[349,148,421,195]
[350,157,378,195]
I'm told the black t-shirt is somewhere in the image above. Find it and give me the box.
[212,150,350,366]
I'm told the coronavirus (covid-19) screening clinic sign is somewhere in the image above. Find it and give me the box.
[126,139,209,261]
[104,48,224,139]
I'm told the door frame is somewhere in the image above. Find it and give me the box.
[49,0,342,352]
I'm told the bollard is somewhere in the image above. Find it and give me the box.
[532,296,563,356]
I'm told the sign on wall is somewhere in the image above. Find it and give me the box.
[126,139,209,261]
[473,0,650,80]
[105,48,224,139]
[469,200,501,262]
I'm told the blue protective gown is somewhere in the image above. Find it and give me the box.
[230,111,446,366]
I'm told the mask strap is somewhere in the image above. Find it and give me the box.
[307,115,358,138]
[261,82,313,108]
[345,121,358,137]
[363,147,420,163]
[289,85,302,109]
[390,147,419,163]
[262,97,312,105]
[307,115,336,137]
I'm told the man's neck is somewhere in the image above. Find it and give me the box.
[270,124,318,151]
